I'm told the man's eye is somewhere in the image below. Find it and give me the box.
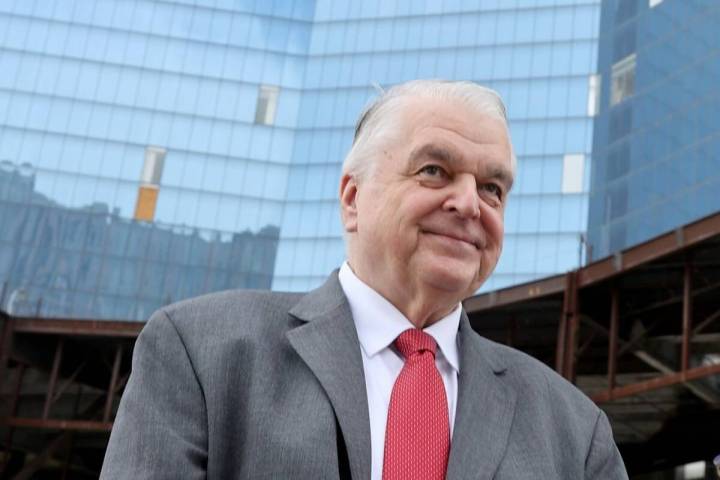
[480,183,502,198]
[419,165,445,177]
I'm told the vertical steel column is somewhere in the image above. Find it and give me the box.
[103,345,123,423]
[43,338,64,420]
[556,273,571,375]
[565,271,580,382]
[506,316,518,347]
[1,363,26,475]
[61,384,84,480]
[608,286,619,391]
[0,315,14,394]
[681,255,693,372]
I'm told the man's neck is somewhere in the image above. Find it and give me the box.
[345,261,460,329]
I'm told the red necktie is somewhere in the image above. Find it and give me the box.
[382,329,450,480]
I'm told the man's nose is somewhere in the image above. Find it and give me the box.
[442,175,480,219]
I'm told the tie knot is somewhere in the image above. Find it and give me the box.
[394,329,437,360]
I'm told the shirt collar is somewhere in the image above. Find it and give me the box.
[338,261,461,373]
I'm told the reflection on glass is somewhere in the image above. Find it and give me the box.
[0,164,280,320]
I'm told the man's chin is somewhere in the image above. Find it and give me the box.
[419,264,481,298]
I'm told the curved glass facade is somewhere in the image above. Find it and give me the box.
[1,0,600,319]
[588,0,720,259]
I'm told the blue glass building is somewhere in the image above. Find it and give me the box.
[0,0,601,319]
[587,0,720,259]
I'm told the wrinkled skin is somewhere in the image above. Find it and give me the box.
[341,97,514,328]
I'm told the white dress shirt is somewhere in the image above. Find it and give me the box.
[338,262,460,480]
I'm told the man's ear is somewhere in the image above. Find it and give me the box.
[339,173,359,233]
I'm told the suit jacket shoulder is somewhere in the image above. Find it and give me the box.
[102,279,365,479]
[450,324,627,479]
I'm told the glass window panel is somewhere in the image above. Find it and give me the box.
[237,198,260,230]
[228,124,251,158]
[242,162,266,197]
[54,61,80,98]
[26,97,51,131]
[570,41,593,75]
[135,71,160,110]
[155,187,178,224]
[189,117,212,152]
[268,130,293,164]
[562,154,585,194]
[552,7,574,41]
[202,156,225,192]
[67,102,92,138]
[198,79,220,117]
[4,17,30,50]
[195,193,221,229]
[542,157,563,193]
[36,134,63,170]
[15,56,42,93]
[249,127,272,160]
[208,121,232,157]
[169,116,193,150]
[26,20,51,52]
[46,98,72,133]
[475,13,497,45]
[611,54,636,105]
[215,195,241,232]
[527,45,550,78]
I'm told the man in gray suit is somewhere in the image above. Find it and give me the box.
[101,80,628,479]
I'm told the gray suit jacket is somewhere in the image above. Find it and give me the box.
[101,272,628,479]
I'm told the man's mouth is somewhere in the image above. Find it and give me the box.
[421,230,481,250]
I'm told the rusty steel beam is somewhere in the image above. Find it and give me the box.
[11,317,144,337]
[576,330,598,360]
[52,362,87,404]
[3,417,113,432]
[104,345,123,423]
[694,308,720,335]
[465,212,720,310]
[43,338,64,420]
[582,316,720,405]
[622,277,720,320]
[591,362,720,403]
[682,256,693,372]
[608,287,620,390]
[464,274,565,312]
[578,212,720,287]
[11,432,73,480]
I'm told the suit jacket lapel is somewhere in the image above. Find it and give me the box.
[446,312,517,480]
[286,272,371,480]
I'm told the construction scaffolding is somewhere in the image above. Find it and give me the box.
[465,211,720,475]
[0,317,142,478]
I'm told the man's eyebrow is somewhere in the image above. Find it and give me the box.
[408,144,458,166]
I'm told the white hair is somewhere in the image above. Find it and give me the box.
[341,79,517,181]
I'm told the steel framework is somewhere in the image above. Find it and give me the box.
[0,316,141,478]
[464,211,720,475]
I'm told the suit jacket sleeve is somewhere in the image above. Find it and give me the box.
[585,410,628,479]
[100,309,207,479]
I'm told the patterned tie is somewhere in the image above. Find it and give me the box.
[382,329,450,480]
